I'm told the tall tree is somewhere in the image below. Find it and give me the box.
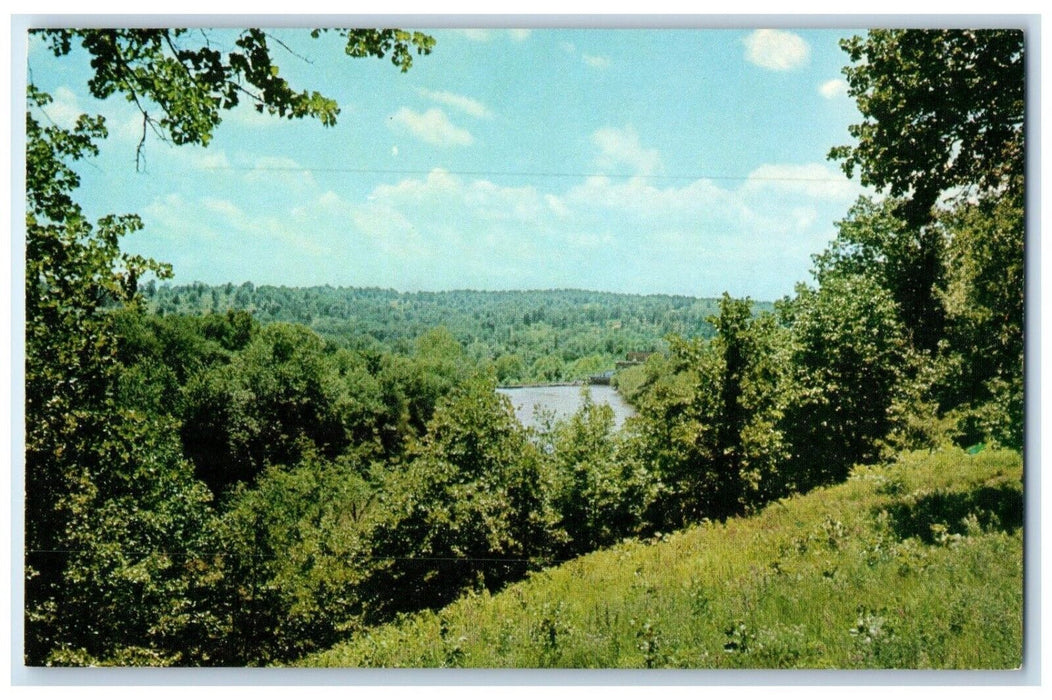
[812,196,947,353]
[781,276,908,490]
[829,29,1024,227]
[937,183,1025,449]
[828,28,1025,449]
[549,392,653,556]
[24,86,219,664]
[626,295,789,526]
[828,29,1024,356]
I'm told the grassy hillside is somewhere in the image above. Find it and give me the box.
[299,447,1023,669]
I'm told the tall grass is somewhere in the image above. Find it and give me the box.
[299,447,1022,669]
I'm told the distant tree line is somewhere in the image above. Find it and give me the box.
[143,284,765,386]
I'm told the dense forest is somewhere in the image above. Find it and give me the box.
[143,284,771,384]
[23,28,1024,666]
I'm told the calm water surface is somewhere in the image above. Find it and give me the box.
[497,385,636,431]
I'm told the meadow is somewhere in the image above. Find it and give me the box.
[303,447,1022,669]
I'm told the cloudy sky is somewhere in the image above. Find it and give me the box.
[25,26,872,300]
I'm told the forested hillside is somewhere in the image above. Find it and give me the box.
[143,285,767,385]
[23,28,1024,668]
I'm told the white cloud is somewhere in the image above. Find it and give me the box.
[373,168,461,201]
[454,29,532,42]
[198,196,246,226]
[36,84,138,152]
[456,29,493,42]
[819,78,849,99]
[118,112,149,144]
[416,88,493,119]
[225,102,285,128]
[463,179,545,223]
[546,194,570,218]
[202,197,244,220]
[592,126,662,176]
[187,193,326,255]
[390,107,474,147]
[368,169,545,225]
[194,151,231,170]
[317,190,343,209]
[40,86,84,130]
[743,162,857,200]
[561,176,736,219]
[582,54,611,69]
[242,155,317,191]
[251,155,306,172]
[36,85,133,144]
[143,193,191,228]
[137,149,867,297]
[743,29,811,71]
[350,169,784,289]
[152,143,231,176]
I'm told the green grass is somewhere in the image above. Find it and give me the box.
[297,447,1023,669]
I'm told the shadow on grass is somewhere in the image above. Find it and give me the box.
[884,482,1023,544]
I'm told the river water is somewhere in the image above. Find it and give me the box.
[497,384,637,431]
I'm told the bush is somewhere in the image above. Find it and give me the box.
[550,391,654,556]
[209,456,375,664]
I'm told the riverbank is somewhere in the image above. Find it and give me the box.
[496,381,585,389]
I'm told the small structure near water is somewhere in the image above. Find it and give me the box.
[588,370,616,385]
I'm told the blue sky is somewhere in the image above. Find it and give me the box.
[26,26,873,300]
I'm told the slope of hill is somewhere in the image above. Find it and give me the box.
[298,447,1022,669]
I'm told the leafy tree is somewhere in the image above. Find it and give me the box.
[825,28,1025,453]
[112,310,254,416]
[812,197,946,353]
[625,296,790,526]
[937,184,1025,449]
[210,456,375,665]
[180,323,352,494]
[492,353,526,385]
[829,29,1024,227]
[620,347,700,528]
[568,354,611,381]
[362,377,560,620]
[781,276,908,490]
[530,354,566,383]
[549,391,654,555]
[394,327,472,434]
[24,83,220,665]
[718,308,794,508]
[200,309,258,352]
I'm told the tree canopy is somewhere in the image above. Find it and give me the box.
[828,29,1024,225]
[36,28,434,162]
